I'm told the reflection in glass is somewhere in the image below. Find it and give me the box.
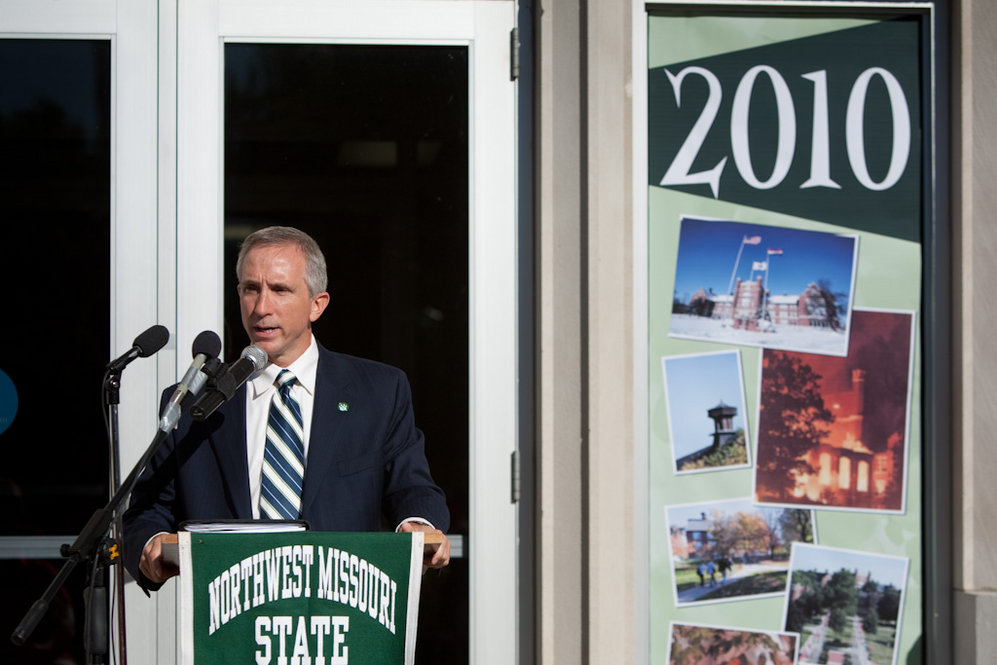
[0,38,111,535]
[0,38,111,665]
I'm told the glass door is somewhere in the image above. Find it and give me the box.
[174,2,518,663]
[0,2,160,663]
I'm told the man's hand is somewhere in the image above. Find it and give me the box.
[139,533,180,584]
[398,521,451,571]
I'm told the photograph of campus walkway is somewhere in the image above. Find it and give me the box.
[666,498,815,606]
[786,544,907,665]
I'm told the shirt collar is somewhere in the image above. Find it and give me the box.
[248,334,319,399]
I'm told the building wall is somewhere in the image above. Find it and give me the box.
[538,0,633,663]
[954,0,997,661]
[538,1,585,663]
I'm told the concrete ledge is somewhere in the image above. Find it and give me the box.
[954,590,997,664]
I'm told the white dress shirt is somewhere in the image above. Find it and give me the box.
[245,335,319,519]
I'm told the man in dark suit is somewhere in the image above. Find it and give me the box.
[123,226,450,591]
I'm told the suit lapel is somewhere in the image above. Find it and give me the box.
[301,349,354,516]
[209,386,254,519]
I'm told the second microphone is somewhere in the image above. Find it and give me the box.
[188,344,269,421]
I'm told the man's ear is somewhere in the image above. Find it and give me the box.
[310,291,330,322]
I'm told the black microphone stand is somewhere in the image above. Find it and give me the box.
[11,325,170,661]
[10,388,171,662]
[102,366,128,665]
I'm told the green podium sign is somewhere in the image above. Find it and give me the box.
[178,531,425,665]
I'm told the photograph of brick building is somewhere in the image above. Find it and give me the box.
[670,217,857,356]
[692,278,844,332]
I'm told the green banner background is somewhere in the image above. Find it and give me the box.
[647,11,925,665]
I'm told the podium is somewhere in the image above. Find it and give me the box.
[165,531,433,665]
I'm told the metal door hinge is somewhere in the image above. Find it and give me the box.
[511,449,521,503]
[510,27,520,81]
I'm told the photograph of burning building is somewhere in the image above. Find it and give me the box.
[753,309,915,512]
[669,217,858,357]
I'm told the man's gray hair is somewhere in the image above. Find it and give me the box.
[236,226,328,296]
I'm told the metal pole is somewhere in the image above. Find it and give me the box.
[725,237,747,324]
[105,384,127,665]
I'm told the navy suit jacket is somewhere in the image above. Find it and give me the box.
[122,344,449,590]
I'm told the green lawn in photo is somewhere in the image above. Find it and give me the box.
[674,564,710,591]
[698,570,787,599]
[820,619,854,661]
[677,432,748,471]
[866,623,896,664]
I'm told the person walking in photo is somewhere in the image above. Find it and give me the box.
[719,557,730,583]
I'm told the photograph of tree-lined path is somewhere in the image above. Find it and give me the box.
[786,544,907,665]
[666,498,815,605]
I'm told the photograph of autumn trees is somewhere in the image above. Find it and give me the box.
[666,498,815,606]
[785,544,907,665]
[667,623,798,665]
[754,309,913,512]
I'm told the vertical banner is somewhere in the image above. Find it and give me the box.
[178,531,424,665]
[646,10,927,665]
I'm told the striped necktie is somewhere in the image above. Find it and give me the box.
[260,369,305,520]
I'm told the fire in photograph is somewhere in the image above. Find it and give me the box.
[754,309,914,512]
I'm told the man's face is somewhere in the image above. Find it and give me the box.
[238,243,329,367]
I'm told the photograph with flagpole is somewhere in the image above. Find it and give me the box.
[669,217,859,357]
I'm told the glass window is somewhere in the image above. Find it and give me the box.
[0,37,111,665]
[0,38,111,535]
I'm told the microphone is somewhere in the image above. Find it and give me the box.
[158,330,222,433]
[106,325,170,372]
[189,344,269,421]
[180,356,224,411]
